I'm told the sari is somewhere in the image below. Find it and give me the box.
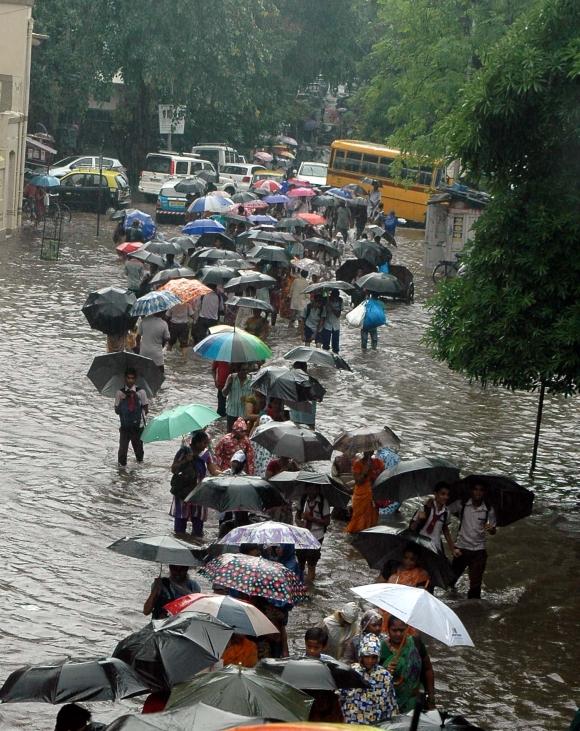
[346,456,383,534]
[380,635,423,713]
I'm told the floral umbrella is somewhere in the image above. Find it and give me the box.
[160,278,211,304]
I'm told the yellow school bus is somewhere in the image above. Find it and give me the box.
[327,139,443,226]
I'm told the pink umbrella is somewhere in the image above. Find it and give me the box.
[287,178,311,187]
[287,187,316,198]
[254,180,281,194]
[242,200,269,213]
[297,212,326,225]
[254,151,273,163]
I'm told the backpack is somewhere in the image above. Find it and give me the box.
[117,388,144,429]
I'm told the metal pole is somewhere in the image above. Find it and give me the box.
[529,381,546,476]
[96,142,103,237]
[167,131,172,152]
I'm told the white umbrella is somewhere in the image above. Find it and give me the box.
[351,583,474,647]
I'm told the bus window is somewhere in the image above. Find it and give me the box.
[378,156,394,178]
[361,154,379,177]
[344,151,362,173]
[332,149,347,171]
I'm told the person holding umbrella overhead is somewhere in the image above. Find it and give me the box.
[115,367,149,468]
[346,451,384,534]
[137,312,170,373]
[143,564,201,620]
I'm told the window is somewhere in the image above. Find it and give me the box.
[344,151,362,173]
[71,157,92,168]
[116,175,129,189]
[221,165,240,175]
[300,163,327,177]
[377,157,394,178]
[331,149,346,171]
[175,161,189,175]
[82,174,101,186]
[103,158,115,168]
[62,174,84,187]
[360,155,379,177]
[145,155,171,174]
[52,155,77,167]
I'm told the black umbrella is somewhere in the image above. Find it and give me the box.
[170,235,198,252]
[336,258,375,282]
[112,613,233,692]
[251,366,326,404]
[196,232,236,251]
[232,192,258,203]
[143,240,183,257]
[269,470,351,509]
[283,345,352,371]
[187,475,286,512]
[247,244,290,264]
[190,247,240,266]
[222,213,249,224]
[311,195,338,208]
[351,526,456,589]
[105,702,267,731]
[450,474,534,527]
[195,170,219,183]
[150,267,196,285]
[333,425,401,456]
[0,658,148,704]
[224,272,277,291]
[373,457,461,503]
[228,296,275,312]
[356,272,401,296]
[174,177,206,195]
[302,237,330,251]
[128,249,165,268]
[247,230,294,245]
[251,421,333,462]
[107,534,203,567]
[303,280,354,294]
[87,351,164,398]
[82,287,137,336]
[198,266,238,285]
[257,656,366,691]
[276,217,308,230]
[352,239,391,266]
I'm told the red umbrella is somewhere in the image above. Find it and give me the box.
[116,242,143,255]
[287,187,316,198]
[242,200,269,212]
[253,180,281,194]
[297,213,326,225]
[287,178,311,187]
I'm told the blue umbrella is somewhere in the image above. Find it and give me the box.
[263,194,290,205]
[327,187,353,200]
[248,214,278,224]
[189,195,234,214]
[123,209,157,241]
[183,220,226,235]
[29,174,61,188]
[131,290,181,317]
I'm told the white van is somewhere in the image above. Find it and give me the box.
[138,152,216,198]
[190,143,242,171]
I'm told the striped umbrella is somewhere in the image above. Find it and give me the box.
[131,290,181,316]
[193,329,272,363]
[160,278,211,304]
[165,593,277,636]
[182,220,225,235]
[189,195,235,214]
[253,180,280,194]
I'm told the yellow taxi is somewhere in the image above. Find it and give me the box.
[59,167,131,212]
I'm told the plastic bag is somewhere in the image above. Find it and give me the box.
[363,299,387,329]
[346,302,367,328]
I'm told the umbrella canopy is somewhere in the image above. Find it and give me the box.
[232,192,258,203]
[183,220,225,235]
[248,245,290,264]
[252,420,333,462]
[190,195,235,214]
[290,258,322,276]
[239,199,269,213]
[248,214,278,225]
[143,239,183,257]
[247,230,294,246]
[150,267,196,286]
[218,520,321,550]
[160,278,212,304]
[0,658,148,704]
[250,366,326,404]
[303,280,354,294]
[352,240,391,266]
[450,474,534,527]
[170,235,199,252]
[30,174,61,188]
[356,272,401,296]
[283,345,352,372]
[312,194,339,208]
[333,425,401,456]
[227,296,274,313]
[113,613,233,692]
[191,247,240,265]
[87,351,164,398]
[223,272,278,292]
[199,554,307,605]
[302,236,330,251]
[196,232,237,251]
[193,329,272,363]
[107,534,203,567]
[253,180,281,194]
[296,213,325,225]
[124,210,156,241]
[343,183,368,196]
[167,665,312,721]
[327,187,353,200]
[373,457,461,503]
[82,287,137,336]
[257,657,366,691]
[277,217,308,230]
[174,177,207,195]
[131,290,181,316]
[165,594,278,637]
[141,403,220,443]
[254,151,273,163]
[351,583,474,647]
[268,471,350,509]
[351,526,456,589]
[336,258,375,282]
[104,702,266,731]
[128,249,165,268]
[263,194,290,205]
[187,476,286,513]
[116,242,142,255]
[287,187,315,198]
[198,266,238,285]
[276,135,298,146]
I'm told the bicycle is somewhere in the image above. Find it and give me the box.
[45,194,72,224]
[432,254,462,283]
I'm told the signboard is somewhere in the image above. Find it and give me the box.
[158,105,186,135]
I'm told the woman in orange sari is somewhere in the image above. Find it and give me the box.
[346,451,384,534]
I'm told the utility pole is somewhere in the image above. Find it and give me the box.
[96,137,104,237]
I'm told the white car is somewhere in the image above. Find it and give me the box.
[297,161,328,186]
[220,163,266,191]
[50,155,126,178]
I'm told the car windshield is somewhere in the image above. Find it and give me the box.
[300,163,327,177]
[52,156,78,167]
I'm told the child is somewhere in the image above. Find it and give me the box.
[410,481,457,556]
[304,626,333,661]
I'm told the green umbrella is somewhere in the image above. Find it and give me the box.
[141,404,220,443]
[167,665,313,721]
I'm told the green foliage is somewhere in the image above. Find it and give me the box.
[425,0,580,395]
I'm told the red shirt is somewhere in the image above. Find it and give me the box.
[212,360,230,389]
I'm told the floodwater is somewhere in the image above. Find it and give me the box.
[0,209,578,730]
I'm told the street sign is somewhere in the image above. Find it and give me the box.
[158,105,186,135]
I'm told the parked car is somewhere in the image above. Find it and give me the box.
[191,143,243,170]
[220,163,266,191]
[297,161,328,186]
[155,177,236,222]
[138,152,217,199]
[59,168,131,212]
[50,155,126,179]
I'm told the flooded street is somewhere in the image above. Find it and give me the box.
[0,210,578,730]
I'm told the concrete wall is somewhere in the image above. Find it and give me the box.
[0,0,34,236]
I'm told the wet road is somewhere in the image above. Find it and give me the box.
[0,210,578,729]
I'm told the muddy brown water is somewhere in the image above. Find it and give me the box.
[0,209,578,729]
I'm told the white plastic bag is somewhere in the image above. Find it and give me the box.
[346,301,366,328]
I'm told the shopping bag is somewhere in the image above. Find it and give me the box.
[363,299,387,329]
[346,301,367,328]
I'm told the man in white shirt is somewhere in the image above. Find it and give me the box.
[193,286,221,342]
[137,313,170,372]
[449,482,497,599]
[167,302,193,354]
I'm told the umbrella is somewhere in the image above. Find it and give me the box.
[87,351,163,398]
[296,213,325,225]
[250,366,326,404]
[196,232,237,251]
[248,214,278,225]
[116,242,142,255]
[131,290,181,316]
[277,217,308,229]
[187,475,286,513]
[263,194,290,205]
[302,236,330,251]
[327,187,353,200]
[351,526,456,589]
[200,553,307,605]
[113,613,233,692]
[303,280,354,294]
[124,210,156,241]
[194,329,272,363]
[287,187,315,198]
[356,272,401,296]
[164,594,278,637]
[149,267,196,285]
[253,180,280,194]
[254,151,273,163]
[268,471,351,509]
[127,249,165,268]
[283,345,352,372]
[239,199,269,213]
[174,177,206,195]
[183,220,225,235]
[351,583,474,647]
[333,425,401,456]
[195,170,219,184]
[311,195,338,208]
[190,195,235,214]
[276,135,298,146]
[160,278,212,304]
[373,457,461,503]
[218,520,322,550]
[232,192,258,203]
[336,258,375,282]
[222,214,249,225]
[170,235,199,253]
[199,266,238,285]
[141,403,220,443]
[343,183,368,196]
[247,230,294,245]
[290,258,322,276]
[191,248,240,265]
[247,245,290,264]
[257,657,366,690]
[450,474,534,527]
[104,702,266,731]
[107,534,203,567]
[167,665,312,721]
[142,239,182,257]
[251,420,333,461]
[227,296,274,313]
[352,240,391,266]
[224,272,277,291]
[0,658,148,704]
[30,174,61,188]
[82,287,137,336]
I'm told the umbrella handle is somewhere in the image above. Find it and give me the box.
[409,693,425,731]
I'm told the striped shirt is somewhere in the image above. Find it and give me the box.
[225,374,253,417]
